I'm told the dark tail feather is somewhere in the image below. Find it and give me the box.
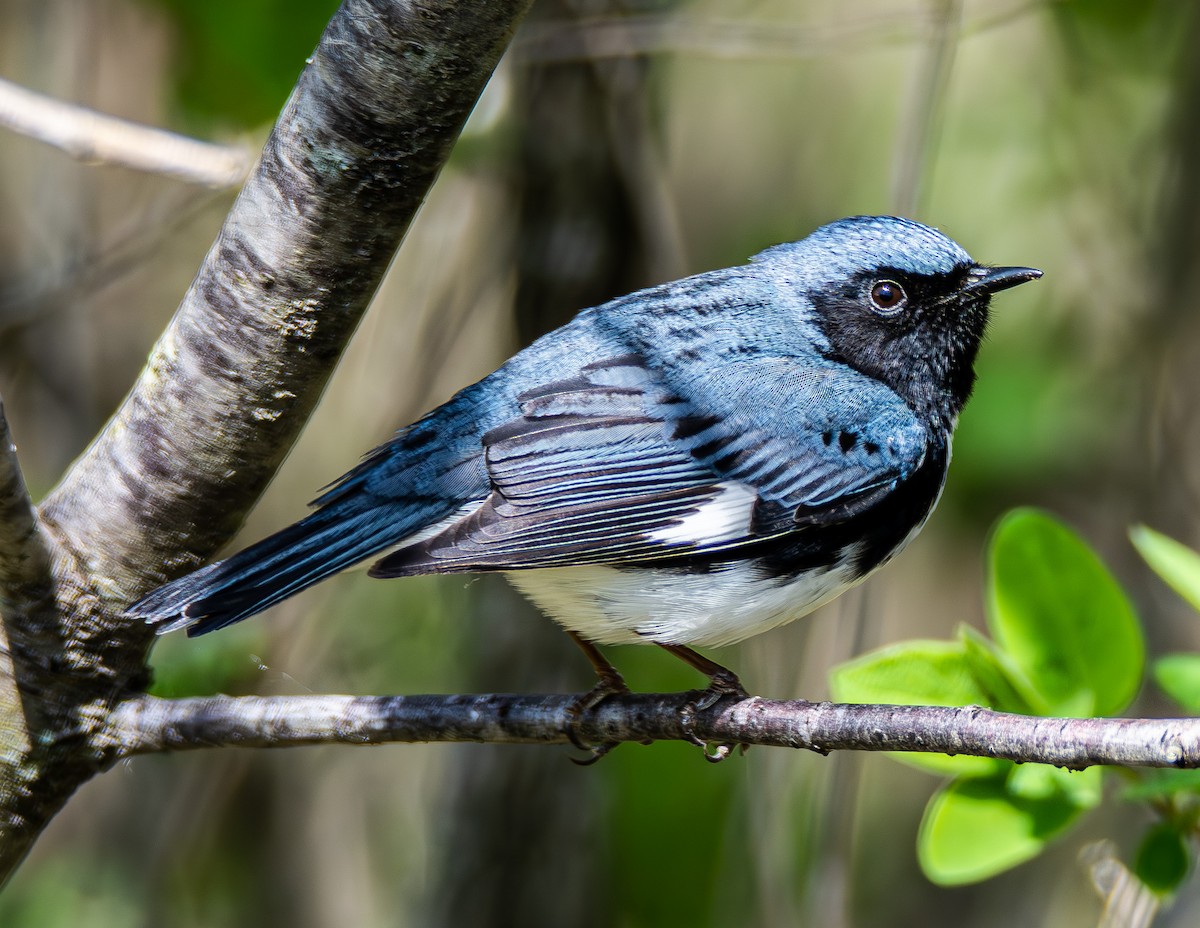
[130,505,412,637]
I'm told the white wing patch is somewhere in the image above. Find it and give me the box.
[649,481,758,547]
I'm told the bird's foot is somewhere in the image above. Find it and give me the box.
[654,643,750,762]
[690,666,750,711]
[565,632,632,763]
[678,672,750,762]
[566,671,631,764]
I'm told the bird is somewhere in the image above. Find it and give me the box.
[131,215,1040,704]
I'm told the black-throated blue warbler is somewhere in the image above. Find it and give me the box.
[132,216,1040,697]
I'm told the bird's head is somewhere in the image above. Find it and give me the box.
[757,216,1041,430]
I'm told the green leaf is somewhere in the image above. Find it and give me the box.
[1153,654,1200,713]
[918,776,1085,885]
[958,625,1034,714]
[1122,768,1200,801]
[831,640,987,706]
[1134,823,1191,895]
[1008,763,1103,810]
[1131,526,1200,614]
[829,640,1007,777]
[987,508,1143,716]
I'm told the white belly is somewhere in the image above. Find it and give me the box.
[504,549,863,648]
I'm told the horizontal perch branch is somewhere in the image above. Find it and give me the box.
[107,692,1200,769]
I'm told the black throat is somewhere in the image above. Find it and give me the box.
[808,279,988,432]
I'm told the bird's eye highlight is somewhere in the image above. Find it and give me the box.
[869,280,907,314]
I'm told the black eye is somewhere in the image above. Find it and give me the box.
[870,280,907,314]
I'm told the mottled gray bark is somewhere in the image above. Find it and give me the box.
[109,692,1200,770]
[0,0,533,887]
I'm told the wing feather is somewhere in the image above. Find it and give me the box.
[371,354,929,576]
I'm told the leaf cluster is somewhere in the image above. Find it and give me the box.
[832,509,1200,893]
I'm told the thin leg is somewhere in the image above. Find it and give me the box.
[656,643,748,707]
[654,642,750,763]
[564,632,630,764]
[567,631,629,697]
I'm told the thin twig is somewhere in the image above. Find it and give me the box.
[108,692,1200,770]
[0,76,251,188]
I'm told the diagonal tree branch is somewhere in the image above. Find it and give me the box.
[107,692,1200,770]
[39,0,535,613]
[0,0,534,888]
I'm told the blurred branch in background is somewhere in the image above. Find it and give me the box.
[511,1,1035,63]
[424,3,676,919]
[890,0,961,216]
[0,181,228,334]
[1082,842,1159,928]
[1146,5,1200,541]
[0,76,251,188]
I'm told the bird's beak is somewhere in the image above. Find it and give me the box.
[966,265,1043,295]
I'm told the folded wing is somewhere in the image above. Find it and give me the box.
[371,354,927,576]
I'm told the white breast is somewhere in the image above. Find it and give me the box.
[504,549,863,648]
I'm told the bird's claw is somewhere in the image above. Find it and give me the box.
[692,668,749,711]
[678,672,750,760]
[703,742,735,763]
[565,670,630,762]
[570,741,620,766]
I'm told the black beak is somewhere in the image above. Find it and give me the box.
[966,265,1043,295]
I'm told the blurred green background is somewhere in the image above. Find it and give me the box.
[1,0,1198,925]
